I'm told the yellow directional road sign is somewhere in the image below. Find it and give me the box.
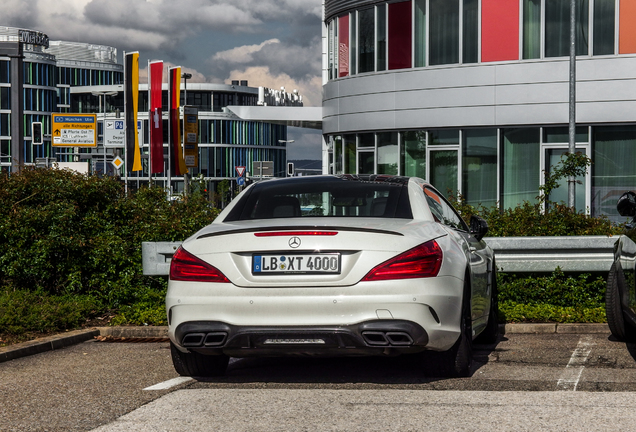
[51,114,97,147]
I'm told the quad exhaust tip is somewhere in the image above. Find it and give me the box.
[362,331,413,346]
[182,332,227,347]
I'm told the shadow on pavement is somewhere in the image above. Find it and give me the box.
[193,336,503,386]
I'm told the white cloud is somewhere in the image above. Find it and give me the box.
[213,39,280,64]
[208,37,321,89]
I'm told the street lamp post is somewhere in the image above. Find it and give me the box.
[181,73,192,107]
[181,73,192,195]
[568,0,576,209]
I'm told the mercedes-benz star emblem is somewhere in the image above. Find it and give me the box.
[288,237,301,248]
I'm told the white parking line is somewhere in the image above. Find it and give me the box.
[143,376,192,391]
[556,336,594,391]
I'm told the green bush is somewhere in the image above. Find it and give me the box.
[0,168,219,341]
[449,196,621,237]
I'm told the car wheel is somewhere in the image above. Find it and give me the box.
[605,263,636,342]
[424,280,473,378]
[170,342,229,377]
[474,265,500,345]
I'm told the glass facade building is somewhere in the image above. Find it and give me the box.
[70,82,294,192]
[0,27,124,170]
[1,26,300,194]
[323,0,636,222]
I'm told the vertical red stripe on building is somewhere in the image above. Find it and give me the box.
[389,1,412,70]
[338,14,350,78]
[481,0,519,62]
[620,0,636,54]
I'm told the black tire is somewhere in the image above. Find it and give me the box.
[605,262,636,342]
[474,266,500,345]
[170,342,229,377]
[424,279,473,378]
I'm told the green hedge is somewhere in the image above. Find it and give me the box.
[497,269,607,323]
[0,168,218,343]
[449,195,623,237]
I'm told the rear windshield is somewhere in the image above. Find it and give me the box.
[223,176,413,221]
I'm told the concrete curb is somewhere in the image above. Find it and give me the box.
[0,328,101,363]
[0,324,610,364]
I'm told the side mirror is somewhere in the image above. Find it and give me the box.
[469,215,489,241]
[617,191,636,218]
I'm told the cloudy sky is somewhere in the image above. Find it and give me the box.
[3,0,324,160]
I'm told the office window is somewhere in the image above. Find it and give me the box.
[358,151,375,174]
[344,134,356,173]
[402,130,426,178]
[502,128,540,209]
[414,0,427,67]
[594,0,615,55]
[377,4,387,71]
[0,113,9,136]
[429,0,459,65]
[429,130,459,198]
[463,0,478,63]
[377,132,398,174]
[544,126,588,143]
[389,1,412,70]
[462,129,497,208]
[0,61,9,83]
[545,0,589,57]
[523,0,542,59]
[430,129,459,145]
[1,140,9,161]
[592,126,636,220]
[358,8,375,73]
[334,135,343,174]
[1,87,9,110]
[430,150,458,198]
[351,13,358,75]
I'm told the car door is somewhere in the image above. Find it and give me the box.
[423,187,491,327]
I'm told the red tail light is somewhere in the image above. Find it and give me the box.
[362,240,443,281]
[169,247,229,283]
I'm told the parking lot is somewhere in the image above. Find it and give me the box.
[2,327,636,431]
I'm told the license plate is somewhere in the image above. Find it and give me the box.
[252,253,341,274]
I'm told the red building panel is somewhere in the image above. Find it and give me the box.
[620,0,636,54]
[389,1,412,70]
[339,14,350,77]
[481,0,519,62]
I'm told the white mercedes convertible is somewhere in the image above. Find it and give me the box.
[167,175,498,377]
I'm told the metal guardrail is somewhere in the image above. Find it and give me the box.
[142,236,620,276]
[484,235,617,273]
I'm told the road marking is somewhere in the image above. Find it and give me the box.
[556,336,594,391]
[143,377,192,391]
